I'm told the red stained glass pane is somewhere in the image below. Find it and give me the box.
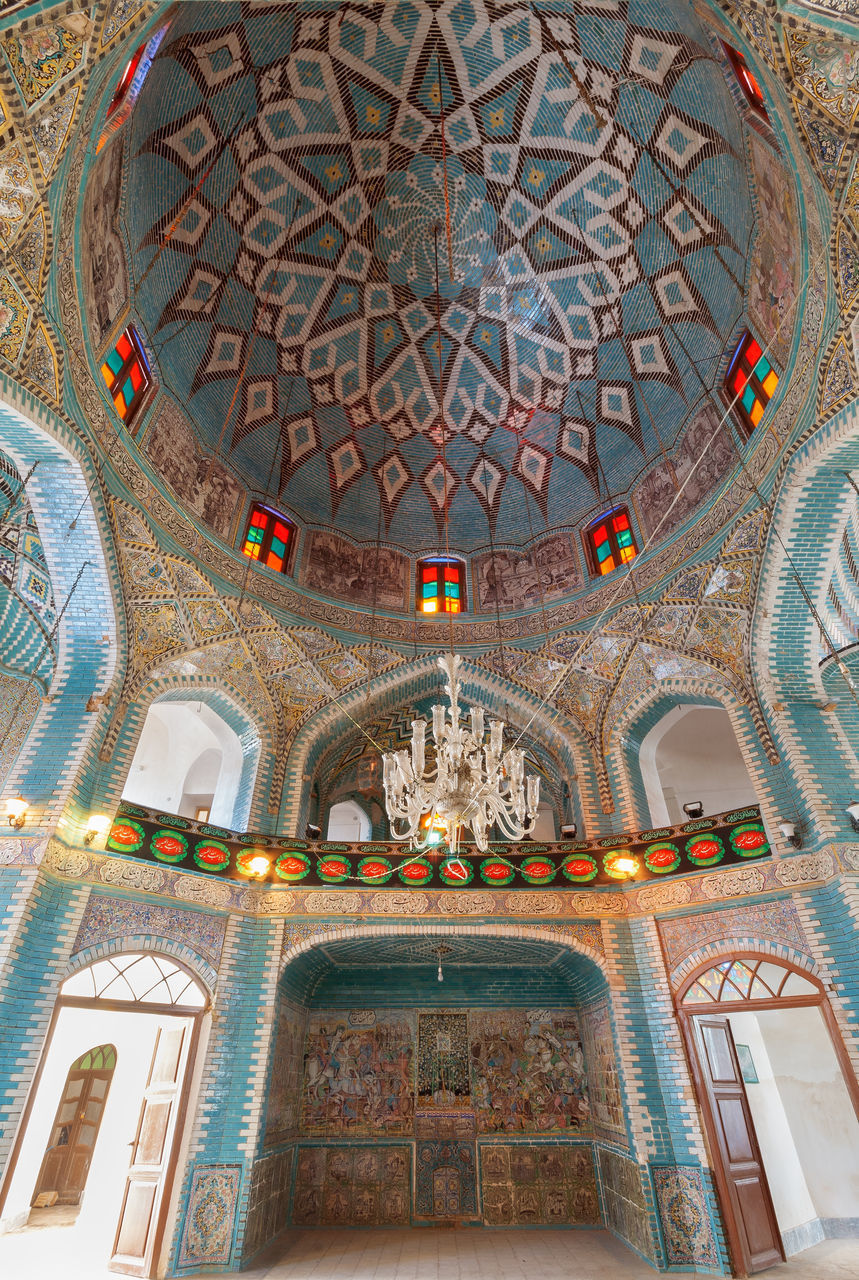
[612,512,629,531]
[116,333,132,361]
[273,521,289,543]
[733,368,747,394]
[745,338,762,365]
[130,362,142,392]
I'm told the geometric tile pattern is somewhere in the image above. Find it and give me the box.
[123,0,752,548]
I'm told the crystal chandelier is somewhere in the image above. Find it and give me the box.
[382,654,540,854]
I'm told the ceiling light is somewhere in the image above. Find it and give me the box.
[683,801,704,819]
[383,654,540,855]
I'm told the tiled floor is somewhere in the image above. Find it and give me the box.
[1,1223,858,1279]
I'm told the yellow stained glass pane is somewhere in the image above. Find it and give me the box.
[762,370,778,397]
[101,362,113,386]
[620,546,636,562]
[422,600,437,613]
[750,398,764,426]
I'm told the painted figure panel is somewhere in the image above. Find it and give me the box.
[481,1143,600,1225]
[292,1144,410,1226]
[470,1010,590,1134]
[747,135,799,368]
[143,399,244,539]
[635,404,737,542]
[81,136,128,347]
[474,534,581,613]
[302,531,408,610]
[417,1013,470,1109]
[301,1013,414,1135]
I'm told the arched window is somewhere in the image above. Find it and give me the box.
[681,958,818,1006]
[722,43,768,120]
[417,557,465,613]
[724,331,779,436]
[106,43,147,119]
[584,507,637,576]
[62,954,206,1009]
[326,799,371,841]
[100,325,154,428]
[241,502,294,574]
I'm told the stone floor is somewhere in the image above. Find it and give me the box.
[1,1222,858,1280]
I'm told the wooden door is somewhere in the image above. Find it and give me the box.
[693,1016,783,1275]
[110,1024,189,1277]
[32,1045,116,1206]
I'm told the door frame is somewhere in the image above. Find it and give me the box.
[0,963,207,1278]
[676,951,859,1276]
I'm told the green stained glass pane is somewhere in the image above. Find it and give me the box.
[742,385,755,413]
[248,527,263,546]
[104,1047,116,1068]
[122,377,135,406]
[596,541,611,563]
[617,529,632,548]
[79,1052,92,1070]
[753,356,771,381]
[106,350,123,376]
[271,537,285,558]
[423,582,437,599]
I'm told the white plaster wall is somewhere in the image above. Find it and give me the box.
[643,706,758,824]
[327,799,371,841]
[726,1010,816,1234]
[122,702,243,825]
[529,802,557,841]
[0,1005,190,1259]
[755,1006,859,1222]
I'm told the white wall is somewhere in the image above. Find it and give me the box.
[641,706,758,825]
[529,802,557,842]
[122,702,244,825]
[327,799,371,841]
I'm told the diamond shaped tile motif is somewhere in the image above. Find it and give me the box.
[122,0,756,552]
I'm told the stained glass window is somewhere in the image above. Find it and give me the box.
[585,508,638,576]
[241,503,294,574]
[100,325,153,427]
[107,43,146,118]
[418,558,465,613]
[722,43,768,119]
[725,331,779,435]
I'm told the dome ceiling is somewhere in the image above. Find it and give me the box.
[125,0,753,554]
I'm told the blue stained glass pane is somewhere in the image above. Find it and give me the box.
[753,356,771,380]
[742,385,755,412]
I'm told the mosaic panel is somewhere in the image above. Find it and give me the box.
[415,1140,477,1219]
[480,1143,599,1226]
[470,1010,589,1135]
[73,894,226,967]
[598,1148,654,1260]
[292,1145,410,1226]
[417,1012,470,1109]
[80,136,128,348]
[177,1164,241,1267]
[301,1012,414,1136]
[243,1146,294,1262]
[143,399,244,540]
[264,997,305,1148]
[580,998,626,1143]
[659,899,807,975]
[652,1165,719,1267]
[473,535,582,613]
[301,531,409,610]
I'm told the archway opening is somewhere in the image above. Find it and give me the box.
[641,705,757,825]
[679,955,859,1273]
[0,953,207,1279]
[240,931,655,1269]
[326,799,371,841]
[122,701,245,825]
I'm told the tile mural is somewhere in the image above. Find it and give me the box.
[242,1147,294,1262]
[301,1012,415,1136]
[263,997,306,1148]
[73,894,226,967]
[598,1148,654,1261]
[415,1140,477,1219]
[580,998,627,1143]
[658,899,808,976]
[471,1010,590,1134]
[417,1012,470,1109]
[177,1164,241,1267]
[652,1165,719,1267]
[481,1144,599,1226]
[292,1145,410,1226]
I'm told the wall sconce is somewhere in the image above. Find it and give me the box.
[305,824,321,841]
[847,802,859,833]
[683,801,704,820]
[612,854,640,880]
[84,814,111,846]
[560,823,578,840]
[6,796,28,829]
[778,821,802,850]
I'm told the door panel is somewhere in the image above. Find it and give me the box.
[33,1061,114,1206]
[110,1022,191,1277]
[693,1016,783,1276]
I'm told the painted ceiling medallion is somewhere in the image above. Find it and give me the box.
[125,0,752,550]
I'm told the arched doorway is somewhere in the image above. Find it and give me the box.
[326,799,371,841]
[677,954,859,1276]
[0,953,208,1279]
[640,705,758,824]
